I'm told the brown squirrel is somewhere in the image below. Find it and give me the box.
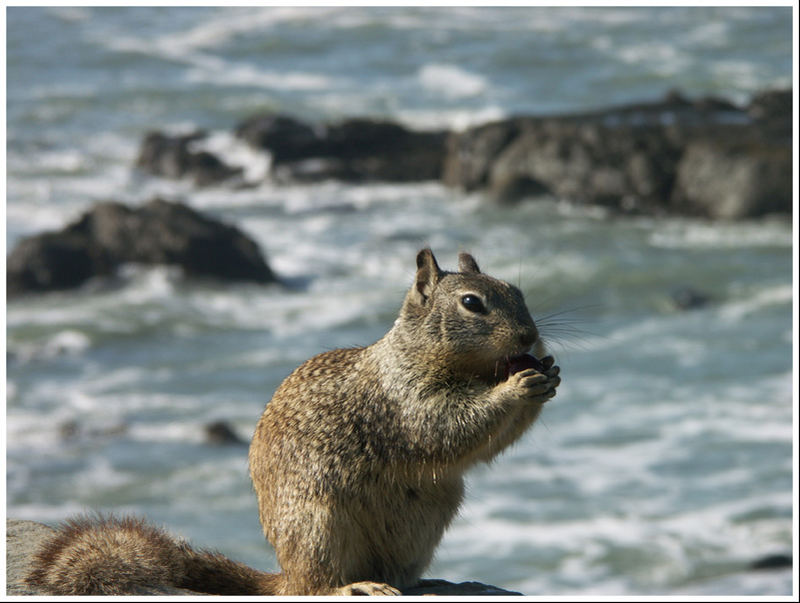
[25,249,561,595]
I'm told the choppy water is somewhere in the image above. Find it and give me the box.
[5,7,795,596]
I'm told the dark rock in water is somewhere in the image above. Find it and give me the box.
[747,89,792,136]
[670,132,792,219]
[204,421,247,446]
[132,88,789,219]
[235,114,326,163]
[5,231,106,294]
[442,118,525,192]
[670,287,711,311]
[483,119,680,211]
[490,174,553,204]
[136,131,242,186]
[749,553,792,571]
[236,114,448,183]
[442,89,792,218]
[7,199,276,297]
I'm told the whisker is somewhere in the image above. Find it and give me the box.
[533,304,603,323]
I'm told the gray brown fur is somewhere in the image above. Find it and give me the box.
[25,249,560,595]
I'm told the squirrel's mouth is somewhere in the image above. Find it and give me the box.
[494,353,545,382]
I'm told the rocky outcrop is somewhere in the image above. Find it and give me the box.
[235,115,448,183]
[133,89,791,219]
[6,519,520,596]
[443,89,792,218]
[670,137,791,219]
[136,131,242,186]
[6,520,55,596]
[6,199,275,297]
[453,118,682,213]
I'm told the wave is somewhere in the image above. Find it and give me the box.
[648,219,792,249]
[417,63,489,99]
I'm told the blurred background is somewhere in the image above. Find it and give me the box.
[5,6,794,595]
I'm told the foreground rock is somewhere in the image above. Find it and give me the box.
[6,199,275,297]
[6,519,519,596]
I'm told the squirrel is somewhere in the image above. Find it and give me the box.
[25,248,561,596]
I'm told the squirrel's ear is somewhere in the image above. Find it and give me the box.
[458,252,481,274]
[412,248,442,305]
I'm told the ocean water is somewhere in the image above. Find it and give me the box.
[4,7,795,596]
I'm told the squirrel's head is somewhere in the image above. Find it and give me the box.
[397,248,540,382]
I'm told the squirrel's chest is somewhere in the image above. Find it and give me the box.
[365,473,464,535]
[345,474,464,583]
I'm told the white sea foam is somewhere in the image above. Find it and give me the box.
[151,7,337,53]
[48,6,91,22]
[717,284,793,322]
[190,130,270,183]
[184,63,333,92]
[127,421,205,444]
[616,42,690,76]
[11,147,89,174]
[685,21,731,46]
[98,15,334,93]
[712,60,763,91]
[11,330,93,363]
[75,457,137,491]
[442,483,791,594]
[649,220,792,249]
[4,200,82,245]
[418,64,489,99]
[398,105,506,132]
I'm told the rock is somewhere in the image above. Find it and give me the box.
[6,519,56,595]
[7,199,276,297]
[671,134,792,219]
[7,518,521,596]
[136,131,242,186]
[236,114,448,182]
[133,88,790,219]
[403,578,522,596]
[484,118,680,211]
[235,114,326,163]
[747,89,792,136]
[442,118,525,191]
[670,286,711,311]
[5,230,107,295]
[442,89,792,218]
[204,421,247,446]
[749,553,792,571]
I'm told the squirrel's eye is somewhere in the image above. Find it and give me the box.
[461,294,486,313]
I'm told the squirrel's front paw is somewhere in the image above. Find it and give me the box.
[506,359,560,403]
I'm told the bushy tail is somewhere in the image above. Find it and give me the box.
[25,514,281,595]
